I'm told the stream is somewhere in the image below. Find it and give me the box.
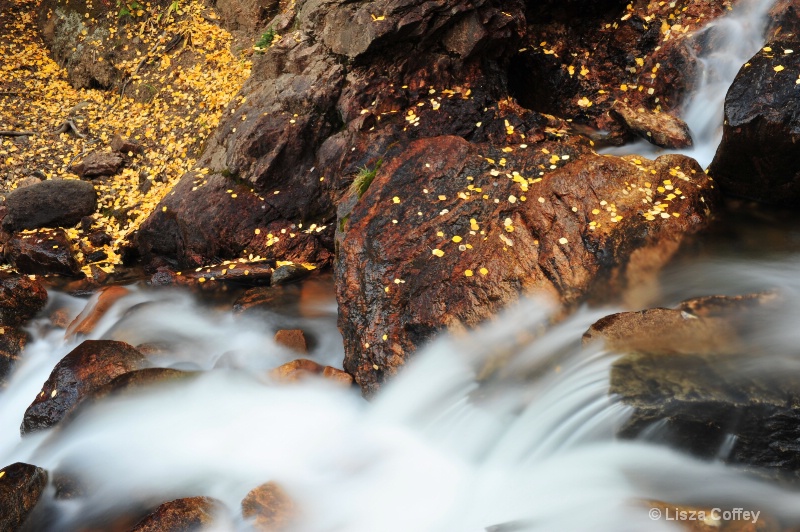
[3,0,799,530]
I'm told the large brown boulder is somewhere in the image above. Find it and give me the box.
[337,135,719,395]
[130,497,227,532]
[21,340,146,434]
[709,41,800,204]
[0,462,48,531]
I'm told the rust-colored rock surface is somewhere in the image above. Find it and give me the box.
[130,496,225,532]
[0,327,29,386]
[274,329,308,353]
[709,41,800,205]
[241,481,295,531]
[0,462,48,531]
[21,340,146,434]
[337,135,718,395]
[270,359,352,386]
[5,228,82,276]
[65,285,130,338]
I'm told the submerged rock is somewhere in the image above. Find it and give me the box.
[65,285,130,338]
[270,264,311,286]
[241,482,295,531]
[0,462,48,531]
[271,359,353,386]
[1,179,97,232]
[273,329,308,353]
[709,41,800,204]
[130,496,227,532]
[337,135,718,395]
[21,340,146,434]
[609,101,693,149]
[598,294,800,479]
[5,228,82,277]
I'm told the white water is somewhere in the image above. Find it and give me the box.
[2,256,800,530]
[2,1,796,530]
[604,0,776,168]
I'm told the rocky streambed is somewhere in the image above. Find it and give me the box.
[5,0,800,530]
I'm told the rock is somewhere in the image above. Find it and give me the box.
[233,285,302,316]
[130,497,226,532]
[2,179,97,232]
[0,327,29,386]
[215,0,280,31]
[5,228,82,277]
[709,41,800,204]
[21,340,146,434]
[0,273,48,326]
[241,482,295,531]
[274,329,308,353]
[602,294,800,478]
[270,359,352,385]
[110,135,143,156]
[65,285,130,338]
[609,101,693,149]
[150,261,274,287]
[0,462,48,531]
[337,135,719,395]
[69,151,125,179]
[767,0,800,41]
[270,264,311,286]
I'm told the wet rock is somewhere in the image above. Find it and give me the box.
[65,285,130,338]
[130,496,226,532]
[337,135,718,395]
[70,151,125,179]
[602,294,800,479]
[241,482,295,531]
[150,261,274,287]
[0,328,29,387]
[274,329,308,353]
[233,285,301,316]
[5,228,82,277]
[767,0,800,41]
[0,273,48,326]
[21,340,146,434]
[709,42,800,205]
[0,462,48,531]
[270,359,352,385]
[270,264,311,286]
[321,366,354,386]
[609,102,693,149]
[2,179,97,232]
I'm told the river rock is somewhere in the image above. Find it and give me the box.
[601,294,800,478]
[0,327,29,386]
[0,273,48,326]
[709,41,800,204]
[270,264,311,286]
[21,340,146,434]
[5,228,82,276]
[609,102,693,149]
[274,330,308,353]
[69,151,125,179]
[65,285,130,339]
[0,462,48,531]
[1,179,97,232]
[270,359,353,386]
[767,0,800,41]
[241,482,295,531]
[337,135,718,395]
[130,496,227,532]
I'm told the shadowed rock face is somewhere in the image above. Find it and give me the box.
[21,340,146,435]
[1,179,97,232]
[5,228,82,277]
[0,273,47,327]
[710,41,800,205]
[337,135,718,395]
[0,462,48,531]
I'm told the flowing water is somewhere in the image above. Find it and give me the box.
[2,0,798,530]
[604,0,777,168]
